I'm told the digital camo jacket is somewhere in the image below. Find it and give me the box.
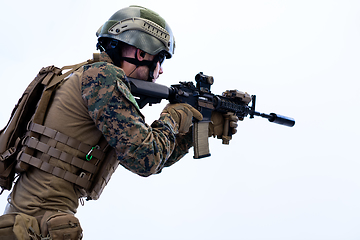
[81,52,192,176]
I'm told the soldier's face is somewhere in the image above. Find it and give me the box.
[134,54,164,82]
[152,61,163,82]
[123,49,164,82]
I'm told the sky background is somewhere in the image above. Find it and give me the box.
[0,0,359,239]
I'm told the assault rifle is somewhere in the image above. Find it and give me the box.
[129,72,295,159]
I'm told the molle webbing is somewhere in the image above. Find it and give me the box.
[28,122,104,160]
[18,151,92,189]
[18,122,108,190]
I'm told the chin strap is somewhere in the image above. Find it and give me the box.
[119,51,158,81]
[98,39,159,81]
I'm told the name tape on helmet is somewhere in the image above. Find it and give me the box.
[108,17,171,50]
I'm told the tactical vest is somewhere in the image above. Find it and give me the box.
[0,54,119,200]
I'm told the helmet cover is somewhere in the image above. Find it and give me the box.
[97,5,175,58]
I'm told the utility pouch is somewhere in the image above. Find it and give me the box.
[0,213,41,240]
[43,212,83,240]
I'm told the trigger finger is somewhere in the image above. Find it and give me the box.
[191,109,203,121]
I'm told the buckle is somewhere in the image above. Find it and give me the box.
[21,136,29,146]
[16,150,24,161]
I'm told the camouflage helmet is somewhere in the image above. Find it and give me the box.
[97,5,175,58]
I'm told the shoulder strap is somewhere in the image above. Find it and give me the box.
[34,55,99,125]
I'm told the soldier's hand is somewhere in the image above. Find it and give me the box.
[162,103,203,134]
[208,111,239,138]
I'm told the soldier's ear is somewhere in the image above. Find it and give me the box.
[137,50,146,60]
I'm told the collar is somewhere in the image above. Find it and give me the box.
[97,51,114,64]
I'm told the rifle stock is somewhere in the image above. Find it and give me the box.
[128,73,295,159]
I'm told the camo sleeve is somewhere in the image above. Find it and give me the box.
[81,62,191,176]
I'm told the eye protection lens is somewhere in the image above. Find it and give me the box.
[155,52,166,66]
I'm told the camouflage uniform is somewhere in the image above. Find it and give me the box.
[4,52,192,220]
[82,52,192,176]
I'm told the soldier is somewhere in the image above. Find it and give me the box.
[1,5,238,239]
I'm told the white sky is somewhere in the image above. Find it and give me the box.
[1,0,359,239]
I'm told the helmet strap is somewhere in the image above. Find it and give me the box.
[103,44,159,81]
[120,50,158,81]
